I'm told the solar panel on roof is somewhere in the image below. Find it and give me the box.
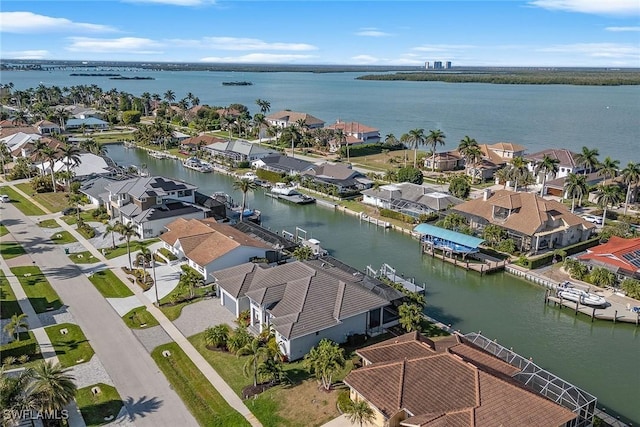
[622,250,640,268]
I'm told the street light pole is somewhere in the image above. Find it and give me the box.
[152,251,159,306]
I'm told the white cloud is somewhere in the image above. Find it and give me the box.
[197,37,317,51]
[355,28,392,37]
[412,44,476,52]
[2,50,50,59]
[538,43,640,59]
[200,53,315,63]
[606,26,640,32]
[66,37,163,54]
[124,0,214,5]
[0,12,115,34]
[529,0,639,16]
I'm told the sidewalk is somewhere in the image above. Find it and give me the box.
[53,218,263,427]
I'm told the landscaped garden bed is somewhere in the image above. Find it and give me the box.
[0,331,43,368]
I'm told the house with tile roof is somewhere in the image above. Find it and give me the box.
[425,142,524,180]
[203,140,278,163]
[251,154,315,176]
[326,120,380,152]
[65,117,109,131]
[104,176,207,238]
[301,162,374,196]
[160,218,275,283]
[266,110,325,129]
[179,134,226,152]
[422,150,464,172]
[344,331,586,427]
[212,256,404,360]
[35,120,61,136]
[452,189,595,253]
[577,236,640,281]
[361,183,464,218]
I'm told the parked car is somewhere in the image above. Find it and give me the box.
[582,214,603,225]
[62,207,80,216]
[0,195,10,203]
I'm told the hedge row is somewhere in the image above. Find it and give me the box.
[379,208,415,224]
[519,237,601,269]
[256,168,286,183]
[339,142,404,158]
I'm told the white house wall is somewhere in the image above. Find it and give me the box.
[202,247,268,284]
[362,195,389,209]
[139,211,204,239]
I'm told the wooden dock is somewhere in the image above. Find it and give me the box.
[366,263,425,295]
[422,245,507,275]
[545,290,640,325]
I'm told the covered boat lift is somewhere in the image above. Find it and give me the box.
[413,223,485,259]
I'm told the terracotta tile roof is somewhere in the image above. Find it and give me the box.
[180,134,226,146]
[266,110,325,126]
[488,142,526,153]
[577,236,640,272]
[345,332,577,427]
[0,126,39,138]
[325,121,378,133]
[160,218,215,245]
[452,189,595,236]
[526,148,579,168]
[478,144,508,165]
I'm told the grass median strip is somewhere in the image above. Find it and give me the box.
[15,184,68,213]
[76,383,124,427]
[69,251,100,264]
[88,269,134,298]
[38,219,59,228]
[45,322,95,368]
[0,269,22,319]
[11,266,63,313]
[0,186,46,216]
[50,230,78,244]
[122,307,159,329]
[0,241,27,260]
[151,342,250,427]
[0,224,8,236]
[103,239,159,260]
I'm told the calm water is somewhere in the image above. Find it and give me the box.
[3,70,640,162]
[109,144,640,423]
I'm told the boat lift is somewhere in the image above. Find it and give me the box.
[282,227,328,256]
[366,263,425,295]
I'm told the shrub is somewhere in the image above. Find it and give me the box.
[236,161,250,169]
[236,309,250,327]
[494,238,516,254]
[397,167,424,185]
[449,176,471,199]
[337,390,352,413]
[621,278,640,299]
[256,168,286,183]
[379,208,415,223]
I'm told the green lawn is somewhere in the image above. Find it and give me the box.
[151,342,250,427]
[88,269,134,298]
[50,230,78,244]
[0,269,22,319]
[103,239,160,260]
[15,184,68,213]
[63,209,108,225]
[0,186,47,216]
[92,132,135,144]
[0,241,27,259]
[69,251,100,264]
[159,286,210,321]
[76,383,124,427]
[45,323,95,367]
[0,224,8,236]
[38,219,60,228]
[122,307,159,329]
[0,331,44,368]
[11,266,63,313]
[188,331,344,427]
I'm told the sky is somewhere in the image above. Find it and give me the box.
[1,0,639,67]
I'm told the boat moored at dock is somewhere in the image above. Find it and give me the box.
[183,157,213,173]
[556,282,608,307]
[268,182,315,204]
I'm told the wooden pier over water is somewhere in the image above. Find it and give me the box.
[421,244,508,275]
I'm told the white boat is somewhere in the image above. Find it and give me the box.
[183,157,213,173]
[149,150,167,159]
[271,182,299,196]
[556,284,607,307]
[241,172,258,181]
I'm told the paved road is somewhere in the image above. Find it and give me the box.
[1,203,198,427]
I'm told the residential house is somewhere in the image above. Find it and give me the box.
[0,120,39,139]
[327,134,367,153]
[251,154,314,176]
[301,162,374,196]
[452,189,595,253]
[203,140,278,163]
[344,331,588,427]
[326,120,380,152]
[212,256,404,360]
[526,148,593,195]
[35,120,61,136]
[422,150,464,171]
[80,176,123,205]
[160,218,275,283]
[104,176,206,239]
[488,141,526,159]
[545,171,605,198]
[65,117,109,131]
[40,153,115,180]
[266,110,325,130]
[361,183,463,218]
[180,134,226,152]
[576,236,640,281]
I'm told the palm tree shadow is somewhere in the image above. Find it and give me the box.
[124,395,163,420]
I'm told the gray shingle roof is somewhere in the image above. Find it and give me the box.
[105,176,196,199]
[257,154,314,173]
[213,259,394,340]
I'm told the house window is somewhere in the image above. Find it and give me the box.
[156,197,162,204]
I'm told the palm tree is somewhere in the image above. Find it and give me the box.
[237,338,269,387]
[0,143,10,179]
[3,313,29,342]
[425,129,446,172]
[595,184,623,226]
[598,156,620,181]
[534,154,560,196]
[116,222,139,270]
[33,139,49,176]
[163,90,176,104]
[137,247,152,286]
[303,339,345,391]
[29,361,77,418]
[406,128,426,169]
[1,366,36,426]
[575,146,600,175]
[494,165,511,189]
[59,143,81,191]
[233,178,257,222]
[253,113,267,144]
[41,146,59,193]
[104,221,120,249]
[563,173,588,212]
[508,156,528,191]
[255,98,271,115]
[334,129,348,161]
[204,324,231,350]
[344,399,375,427]
[398,303,423,332]
[384,133,398,146]
[621,162,640,215]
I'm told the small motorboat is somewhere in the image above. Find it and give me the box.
[556,283,607,307]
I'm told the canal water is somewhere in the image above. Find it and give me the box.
[109,144,639,423]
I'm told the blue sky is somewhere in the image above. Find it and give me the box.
[1,0,639,67]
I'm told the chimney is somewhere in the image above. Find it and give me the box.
[483,188,492,201]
